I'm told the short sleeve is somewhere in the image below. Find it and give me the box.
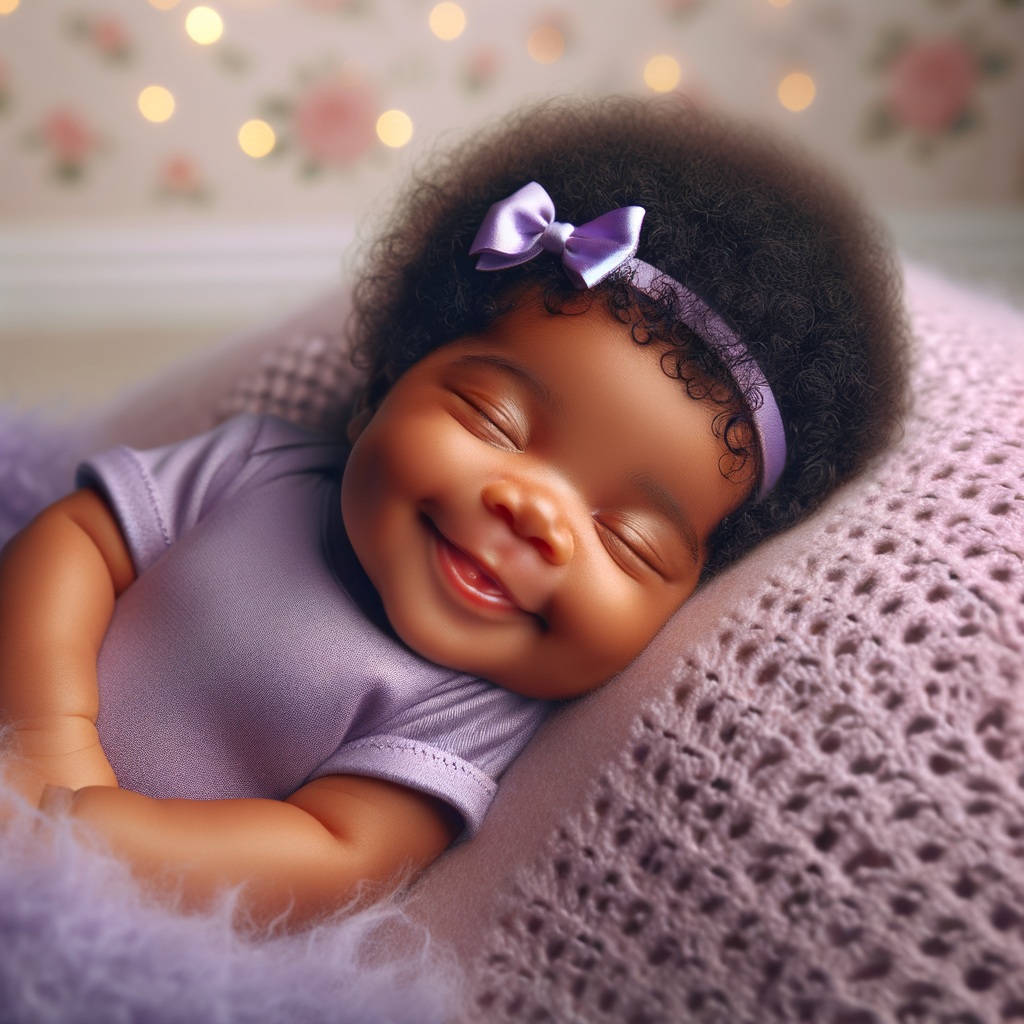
[77,414,288,575]
[310,676,551,836]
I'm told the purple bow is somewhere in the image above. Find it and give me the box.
[467,181,788,500]
[469,182,646,289]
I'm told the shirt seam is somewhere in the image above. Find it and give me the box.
[125,446,172,551]
[337,736,498,795]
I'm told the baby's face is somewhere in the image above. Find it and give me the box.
[342,298,752,699]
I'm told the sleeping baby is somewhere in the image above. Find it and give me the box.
[0,97,907,927]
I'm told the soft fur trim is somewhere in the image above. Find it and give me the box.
[0,773,455,1023]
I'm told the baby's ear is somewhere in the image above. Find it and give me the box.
[346,405,375,443]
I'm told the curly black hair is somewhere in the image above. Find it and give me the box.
[349,95,909,577]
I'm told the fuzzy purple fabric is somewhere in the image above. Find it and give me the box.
[0,411,86,548]
[0,782,455,1024]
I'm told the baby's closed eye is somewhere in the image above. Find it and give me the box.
[594,514,677,581]
[451,391,527,452]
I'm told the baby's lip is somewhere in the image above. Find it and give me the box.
[431,525,522,613]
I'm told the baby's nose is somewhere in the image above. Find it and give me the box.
[481,481,574,566]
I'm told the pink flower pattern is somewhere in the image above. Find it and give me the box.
[90,16,131,61]
[23,107,103,182]
[67,12,133,64]
[156,154,209,203]
[863,26,1013,155]
[463,49,499,94]
[291,80,377,167]
[0,2,1014,202]
[41,108,100,178]
[888,40,976,134]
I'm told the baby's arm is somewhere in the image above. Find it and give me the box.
[66,774,459,924]
[0,489,134,802]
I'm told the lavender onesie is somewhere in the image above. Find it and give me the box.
[78,414,549,835]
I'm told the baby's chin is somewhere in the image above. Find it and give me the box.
[387,608,626,699]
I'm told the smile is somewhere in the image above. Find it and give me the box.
[431,525,519,613]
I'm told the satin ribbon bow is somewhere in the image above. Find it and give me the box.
[469,182,646,289]
[467,180,787,499]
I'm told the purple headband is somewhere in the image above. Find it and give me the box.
[468,181,786,500]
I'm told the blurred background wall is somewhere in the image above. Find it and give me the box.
[1,0,1022,408]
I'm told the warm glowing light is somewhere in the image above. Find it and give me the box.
[138,86,175,123]
[429,2,466,41]
[527,26,564,64]
[644,55,681,93]
[186,6,223,44]
[778,71,816,111]
[147,0,182,9]
[0,0,20,14]
[376,109,413,148]
[766,0,794,7]
[238,119,275,157]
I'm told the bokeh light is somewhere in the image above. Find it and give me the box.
[376,109,413,148]
[147,0,182,9]
[0,0,20,14]
[527,26,564,64]
[138,86,175,123]
[644,55,681,93]
[186,6,223,45]
[429,3,466,41]
[238,119,275,157]
[778,72,816,111]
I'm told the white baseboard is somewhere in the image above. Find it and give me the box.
[1,210,1021,335]
[0,221,356,332]
[882,208,1024,309]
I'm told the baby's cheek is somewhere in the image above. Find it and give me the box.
[556,583,669,681]
[385,413,487,503]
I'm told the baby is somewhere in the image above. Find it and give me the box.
[0,98,907,926]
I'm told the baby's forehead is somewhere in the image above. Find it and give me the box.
[439,318,712,413]
[421,310,739,477]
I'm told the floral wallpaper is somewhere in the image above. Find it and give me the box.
[863,20,1015,157]
[0,0,1021,227]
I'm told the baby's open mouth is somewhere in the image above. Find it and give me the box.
[431,526,518,611]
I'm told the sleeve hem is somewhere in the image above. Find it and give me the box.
[76,446,170,575]
[308,735,499,837]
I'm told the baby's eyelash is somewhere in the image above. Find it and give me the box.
[455,395,524,452]
[595,519,663,579]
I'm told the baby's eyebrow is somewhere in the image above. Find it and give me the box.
[633,474,700,563]
[452,354,564,417]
